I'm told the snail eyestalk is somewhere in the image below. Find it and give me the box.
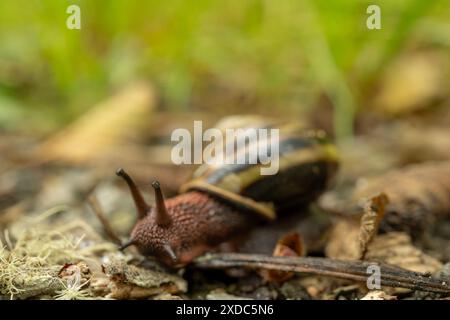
[116,168,150,219]
[119,239,136,251]
[163,244,178,262]
[151,180,172,227]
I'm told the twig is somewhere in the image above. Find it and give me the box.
[87,195,122,245]
[194,253,450,294]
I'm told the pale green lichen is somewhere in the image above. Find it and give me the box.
[0,208,105,299]
[0,207,183,300]
[54,275,91,300]
[0,243,63,299]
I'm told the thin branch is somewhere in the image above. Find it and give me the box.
[87,195,122,245]
[194,253,450,294]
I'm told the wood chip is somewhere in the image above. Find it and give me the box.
[361,290,397,300]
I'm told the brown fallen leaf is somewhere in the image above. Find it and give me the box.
[358,193,389,260]
[372,52,446,116]
[325,218,360,261]
[326,226,442,275]
[36,81,155,165]
[352,161,450,237]
[260,232,304,283]
[365,232,442,274]
[387,123,450,163]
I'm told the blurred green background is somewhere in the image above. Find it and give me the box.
[0,0,449,141]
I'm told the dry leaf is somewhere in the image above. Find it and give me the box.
[365,232,442,274]
[358,193,389,259]
[352,161,450,237]
[388,123,450,163]
[37,81,155,164]
[261,232,304,283]
[373,52,446,116]
[325,219,360,260]
[326,220,442,276]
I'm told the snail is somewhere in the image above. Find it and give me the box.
[117,118,339,267]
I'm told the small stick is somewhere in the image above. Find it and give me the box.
[194,253,450,294]
[87,195,122,245]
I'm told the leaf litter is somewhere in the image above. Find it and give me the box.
[0,88,449,299]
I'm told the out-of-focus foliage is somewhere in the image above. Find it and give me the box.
[0,0,448,138]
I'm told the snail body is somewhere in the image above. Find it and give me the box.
[117,119,338,267]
